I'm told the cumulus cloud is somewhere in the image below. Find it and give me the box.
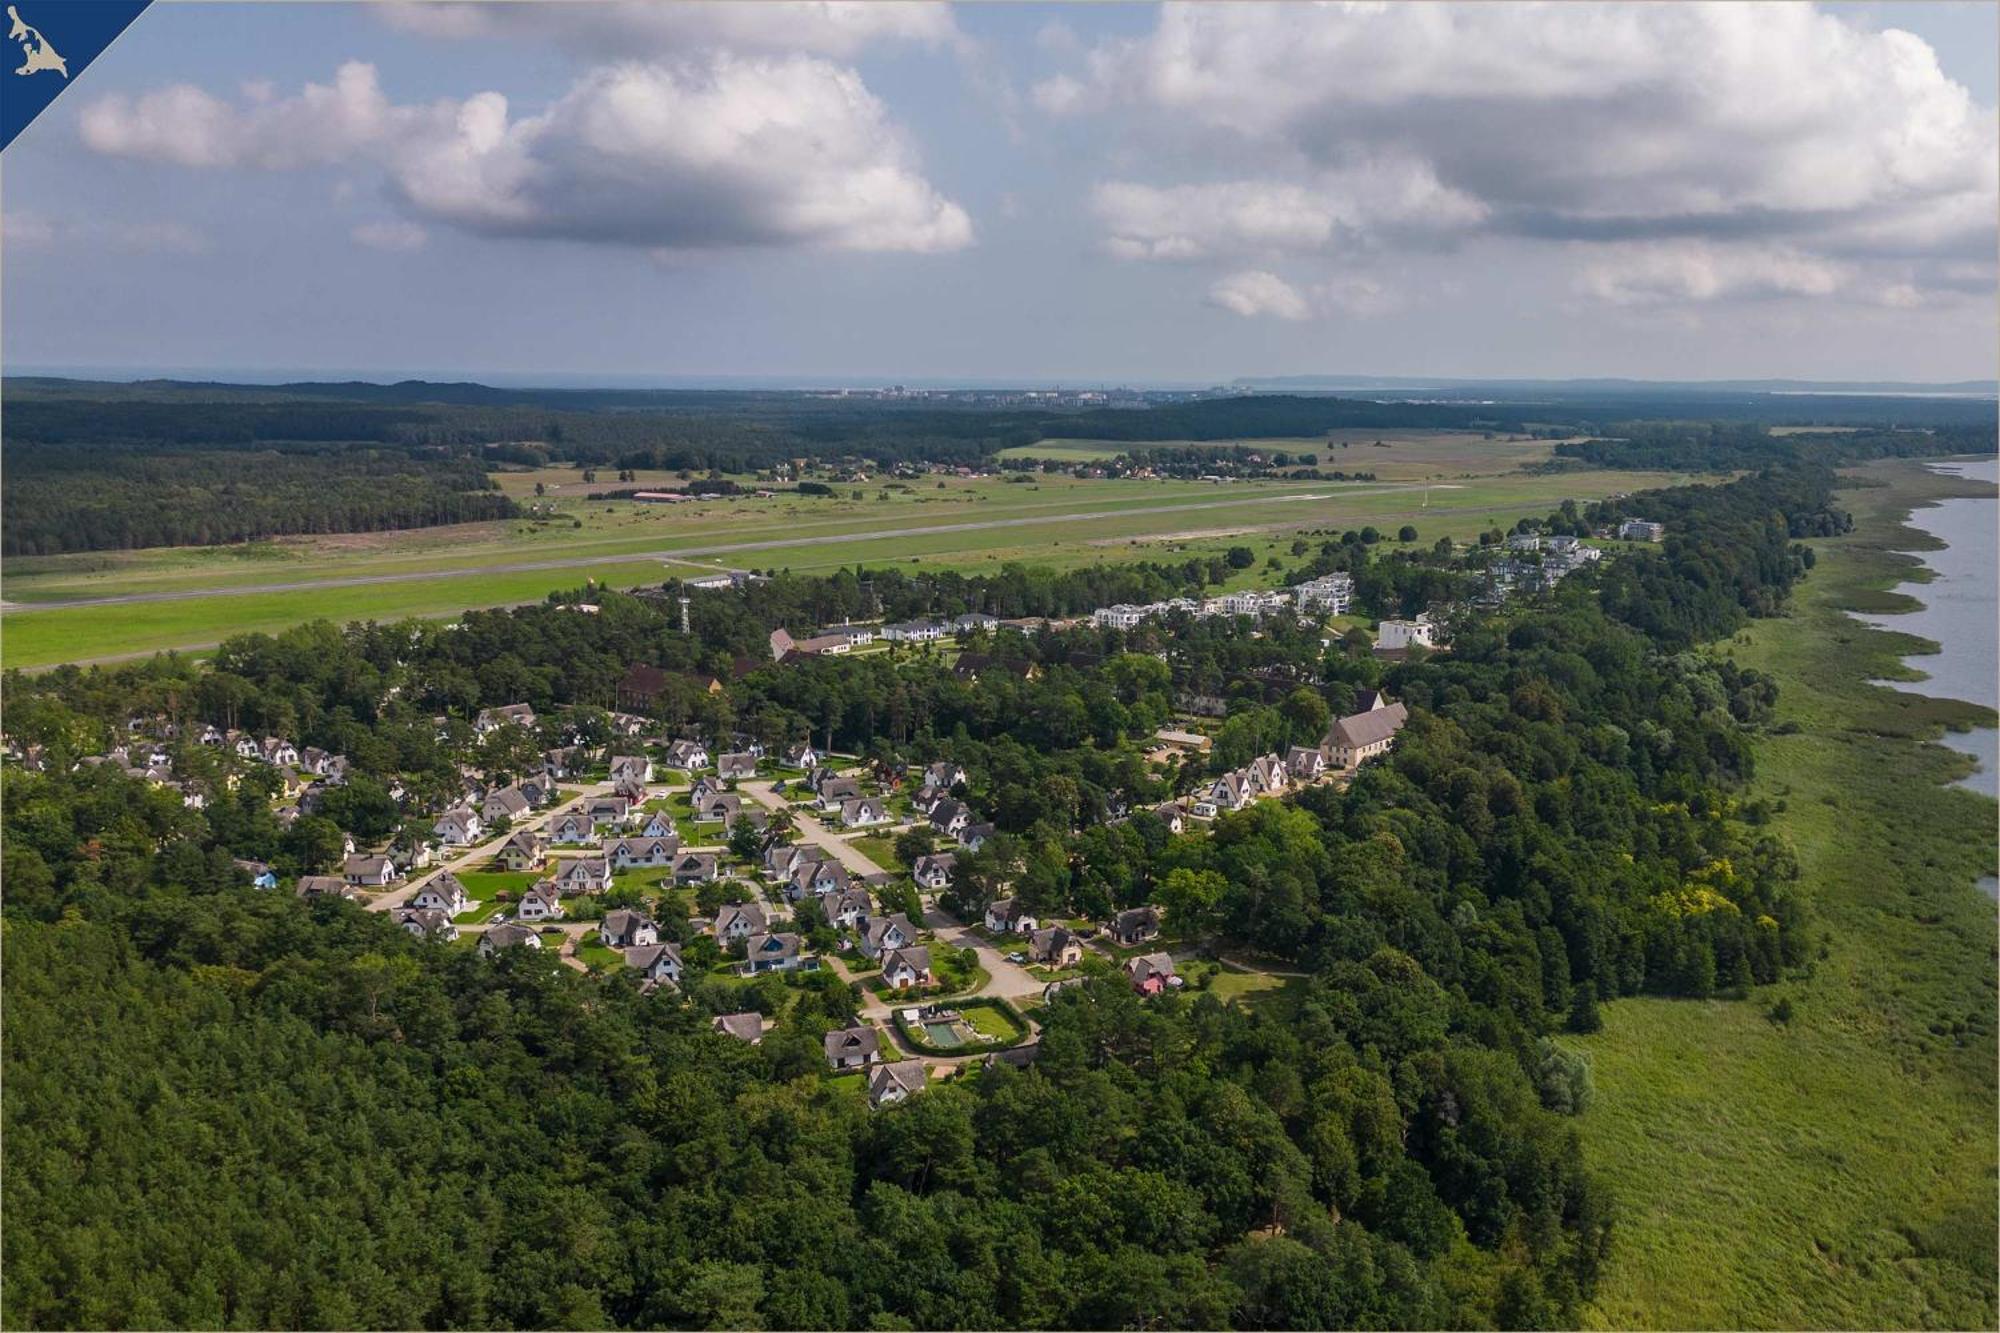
[1207,269,1404,320]
[1576,241,1845,305]
[79,57,972,256]
[1093,158,1485,261]
[351,220,428,252]
[380,1,959,59]
[81,61,395,169]
[1044,2,1997,308]
[1208,269,1310,319]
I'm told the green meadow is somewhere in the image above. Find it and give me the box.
[1578,459,1998,1330]
[1,459,1676,667]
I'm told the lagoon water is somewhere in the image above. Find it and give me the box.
[1853,456,1998,804]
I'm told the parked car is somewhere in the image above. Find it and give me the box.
[1007,951,1027,964]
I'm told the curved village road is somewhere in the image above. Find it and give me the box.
[4,482,1463,613]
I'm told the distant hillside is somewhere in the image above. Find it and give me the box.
[1232,374,2000,397]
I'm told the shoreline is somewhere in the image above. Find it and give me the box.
[1848,456,1999,806]
[1578,455,1998,1330]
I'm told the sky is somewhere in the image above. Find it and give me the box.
[2,0,1996,385]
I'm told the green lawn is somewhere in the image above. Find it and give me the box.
[454,870,539,900]
[450,870,540,920]
[1575,459,1997,1330]
[1207,966,1286,1003]
[575,942,623,971]
[962,1004,1025,1042]
[606,866,670,899]
[934,962,990,998]
[847,834,901,873]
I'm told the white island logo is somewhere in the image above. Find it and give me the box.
[8,5,66,78]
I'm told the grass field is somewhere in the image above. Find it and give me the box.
[1207,966,1288,1003]
[575,942,623,971]
[454,869,539,900]
[995,442,1133,461]
[0,442,1681,669]
[997,428,1566,464]
[847,834,902,873]
[962,1004,1027,1043]
[1577,458,1998,1330]
[449,869,541,922]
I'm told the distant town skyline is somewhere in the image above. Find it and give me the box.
[4,1,1995,383]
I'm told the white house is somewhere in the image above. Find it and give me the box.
[609,754,654,786]
[409,873,472,917]
[663,740,710,771]
[825,888,873,931]
[880,946,933,990]
[481,786,532,824]
[600,909,659,950]
[554,857,612,895]
[713,901,768,943]
[983,897,1036,934]
[825,1025,880,1070]
[1376,615,1438,651]
[912,852,957,892]
[674,852,720,885]
[475,703,538,735]
[603,835,679,869]
[549,811,594,844]
[869,1060,928,1109]
[516,883,566,922]
[839,797,888,828]
[396,908,459,942]
[860,913,920,960]
[341,855,398,887]
[626,942,683,987]
[478,923,543,955]
[433,806,484,846]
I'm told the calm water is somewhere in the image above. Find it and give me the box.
[1851,458,1997,898]
[1854,456,1998,796]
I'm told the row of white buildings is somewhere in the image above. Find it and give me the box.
[1091,573,1354,631]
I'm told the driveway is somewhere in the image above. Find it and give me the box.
[922,901,1045,1004]
[739,777,892,878]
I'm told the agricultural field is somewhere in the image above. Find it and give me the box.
[0,445,1679,668]
[1576,459,1998,1330]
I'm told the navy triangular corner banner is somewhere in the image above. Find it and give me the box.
[2,0,153,152]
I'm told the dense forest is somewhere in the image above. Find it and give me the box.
[1,463,1854,1327]
[1554,421,1998,473]
[1,446,517,556]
